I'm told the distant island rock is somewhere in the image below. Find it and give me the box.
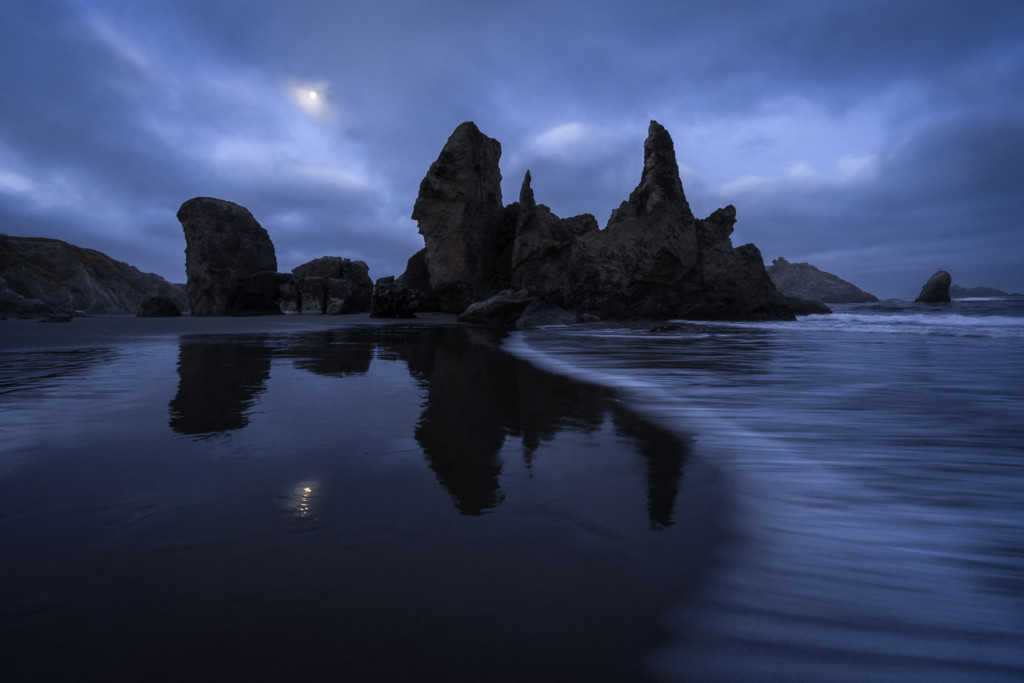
[766,257,878,303]
[915,270,952,303]
[950,284,1020,299]
[176,197,373,316]
[0,234,187,317]
[394,120,794,323]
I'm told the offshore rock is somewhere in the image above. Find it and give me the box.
[915,270,952,303]
[0,234,187,317]
[783,295,832,316]
[767,257,878,303]
[510,122,792,320]
[137,295,182,317]
[370,276,419,318]
[177,197,279,316]
[407,120,793,321]
[290,256,373,313]
[395,249,442,312]
[411,122,511,313]
[950,284,1018,298]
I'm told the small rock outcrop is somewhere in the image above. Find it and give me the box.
[177,197,280,316]
[137,295,182,317]
[408,121,794,323]
[782,296,832,316]
[369,276,420,318]
[284,256,373,314]
[915,270,952,303]
[0,234,187,317]
[411,122,512,313]
[766,257,878,303]
[515,301,580,328]
[456,289,536,326]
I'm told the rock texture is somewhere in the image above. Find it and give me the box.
[915,270,952,303]
[408,121,794,322]
[177,197,280,316]
[370,276,420,318]
[0,234,187,317]
[767,257,878,303]
[285,256,373,314]
[137,295,182,317]
[411,122,512,313]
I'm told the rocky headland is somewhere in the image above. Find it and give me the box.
[0,234,187,317]
[766,257,878,304]
[387,120,795,324]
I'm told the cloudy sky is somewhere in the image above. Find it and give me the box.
[1,0,1022,299]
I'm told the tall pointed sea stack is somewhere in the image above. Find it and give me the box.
[411,122,511,313]
[409,120,794,322]
[511,121,793,320]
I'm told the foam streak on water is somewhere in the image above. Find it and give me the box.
[506,300,1024,681]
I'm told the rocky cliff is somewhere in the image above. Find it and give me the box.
[0,234,187,317]
[766,257,878,303]
[406,120,793,322]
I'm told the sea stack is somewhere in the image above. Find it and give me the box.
[177,197,281,316]
[411,122,510,313]
[407,120,794,323]
[915,270,952,303]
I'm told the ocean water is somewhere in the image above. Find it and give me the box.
[2,300,1022,681]
[0,318,723,681]
[507,298,1024,681]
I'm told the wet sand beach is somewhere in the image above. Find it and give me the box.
[0,316,730,681]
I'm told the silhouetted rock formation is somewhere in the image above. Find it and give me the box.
[370,276,420,318]
[177,197,281,316]
[767,257,877,303]
[137,295,182,317]
[915,270,952,303]
[0,234,187,317]
[408,121,794,322]
[412,122,511,313]
[285,256,373,314]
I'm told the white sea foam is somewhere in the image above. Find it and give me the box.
[505,308,1024,681]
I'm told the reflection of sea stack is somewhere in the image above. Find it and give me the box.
[915,270,952,303]
[168,339,272,436]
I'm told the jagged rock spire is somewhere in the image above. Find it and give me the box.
[519,170,536,209]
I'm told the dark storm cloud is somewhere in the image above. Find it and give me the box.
[0,0,1021,297]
